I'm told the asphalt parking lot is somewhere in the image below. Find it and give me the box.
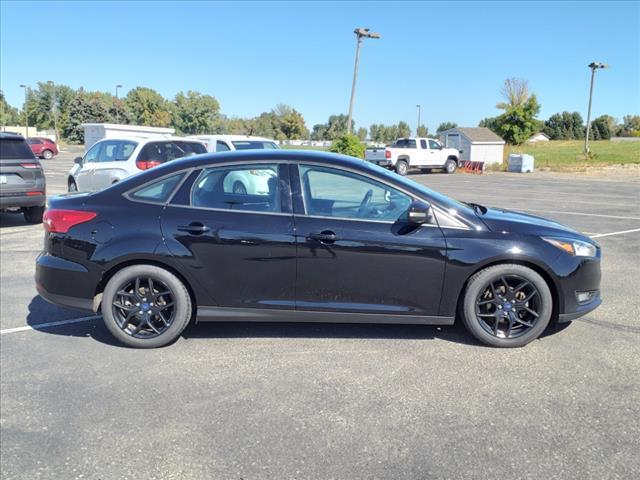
[1,150,639,479]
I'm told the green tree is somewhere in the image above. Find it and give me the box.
[62,90,111,143]
[436,122,457,134]
[310,123,328,141]
[328,133,365,159]
[276,105,308,140]
[368,124,385,142]
[0,92,21,126]
[543,112,585,140]
[496,95,542,144]
[125,87,171,127]
[397,121,411,138]
[619,115,640,136]
[416,125,428,137]
[172,90,222,135]
[589,115,612,140]
[356,127,368,141]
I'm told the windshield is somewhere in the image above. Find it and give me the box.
[231,141,279,150]
[361,161,475,214]
[391,138,416,149]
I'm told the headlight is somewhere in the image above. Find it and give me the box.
[542,237,597,257]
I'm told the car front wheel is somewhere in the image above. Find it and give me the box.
[461,264,553,347]
[102,265,192,348]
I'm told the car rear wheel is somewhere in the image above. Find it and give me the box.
[395,160,409,176]
[42,149,53,160]
[23,206,44,224]
[102,265,192,348]
[232,181,247,194]
[444,159,457,174]
[68,180,78,192]
[461,264,552,347]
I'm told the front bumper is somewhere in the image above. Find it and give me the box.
[553,254,602,322]
[0,193,46,209]
[35,252,98,311]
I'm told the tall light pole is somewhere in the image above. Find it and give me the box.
[19,84,29,137]
[47,81,59,141]
[416,104,421,135]
[115,84,122,99]
[584,62,608,155]
[115,84,123,123]
[347,27,381,134]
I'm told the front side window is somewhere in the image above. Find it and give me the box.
[96,140,137,162]
[191,164,281,213]
[130,173,184,204]
[429,139,442,150]
[84,142,102,163]
[216,141,231,152]
[299,165,412,222]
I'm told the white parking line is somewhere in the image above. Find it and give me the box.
[590,228,640,239]
[0,315,101,335]
[516,208,640,221]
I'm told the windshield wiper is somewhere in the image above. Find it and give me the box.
[464,202,487,215]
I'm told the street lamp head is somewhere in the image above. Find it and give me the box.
[588,62,608,69]
[20,84,27,88]
[116,84,123,88]
[354,27,381,39]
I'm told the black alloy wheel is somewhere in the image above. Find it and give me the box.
[112,276,175,339]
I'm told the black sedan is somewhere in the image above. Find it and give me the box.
[35,150,601,348]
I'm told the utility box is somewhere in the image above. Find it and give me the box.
[508,154,535,173]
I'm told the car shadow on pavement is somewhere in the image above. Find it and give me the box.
[27,295,571,348]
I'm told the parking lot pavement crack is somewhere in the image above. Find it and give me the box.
[576,317,640,334]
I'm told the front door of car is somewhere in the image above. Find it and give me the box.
[292,164,447,316]
[76,142,101,191]
[161,162,297,310]
[92,140,137,191]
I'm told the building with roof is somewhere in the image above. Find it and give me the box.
[527,132,550,143]
[439,127,505,166]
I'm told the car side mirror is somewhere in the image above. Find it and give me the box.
[74,156,83,165]
[408,200,432,224]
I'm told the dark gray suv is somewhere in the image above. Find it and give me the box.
[0,132,46,223]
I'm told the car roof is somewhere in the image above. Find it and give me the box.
[0,132,26,140]
[187,134,277,143]
[93,136,205,145]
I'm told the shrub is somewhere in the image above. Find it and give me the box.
[328,133,365,159]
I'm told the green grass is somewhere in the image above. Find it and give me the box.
[505,140,640,170]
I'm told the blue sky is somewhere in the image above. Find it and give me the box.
[1,1,638,132]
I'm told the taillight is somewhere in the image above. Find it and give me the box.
[385,150,391,159]
[26,191,44,196]
[136,160,161,170]
[43,209,97,233]
[21,163,40,169]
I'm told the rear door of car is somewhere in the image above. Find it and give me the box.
[27,138,43,156]
[0,136,45,196]
[92,140,138,191]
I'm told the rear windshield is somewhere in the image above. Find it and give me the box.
[137,141,206,163]
[391,139,416,149]
[0,138,36,160]
[231,141,279,150]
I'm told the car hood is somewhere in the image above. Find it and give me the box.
[478,207,585,239]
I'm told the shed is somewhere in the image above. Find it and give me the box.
[439,127,505,166]
[82,123,175,151]
[527,132,550,143]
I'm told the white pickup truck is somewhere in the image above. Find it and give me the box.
[365,137,460,175]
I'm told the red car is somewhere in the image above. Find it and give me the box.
[27,137,58,159]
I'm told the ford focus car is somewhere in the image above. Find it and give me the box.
[36,150,601,348]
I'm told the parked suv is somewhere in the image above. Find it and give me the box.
[187,135,279,153]
[0,133,46,223]
[27,137,59,159]
[68,137,206,192]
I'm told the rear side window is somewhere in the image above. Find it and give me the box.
[97,140,137,162]
[129,173,184,204]
[0,138,36,159]
[191,164,281,213]
[420,139,427,149]
[138,141,206,164]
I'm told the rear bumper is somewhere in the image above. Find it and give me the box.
[35,252,98,312]
[366,159,392,168]
[0,193,46,209]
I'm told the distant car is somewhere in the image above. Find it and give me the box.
[0,133,46,223]
[187,135,279,153]
[27,137,58,159]
[365,137,460,175]
[68,137,207,192]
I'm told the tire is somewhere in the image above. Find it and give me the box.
[101,265,193,348]
[444,158,457,174]
[461,264,553,348]
[23,206,45,224]
[232,181,247,194]
[68,180,78,192]
[42,149,53,160]
[395,160,409,176]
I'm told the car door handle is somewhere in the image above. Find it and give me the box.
[177,222,210,235]
[307,231,337,244]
